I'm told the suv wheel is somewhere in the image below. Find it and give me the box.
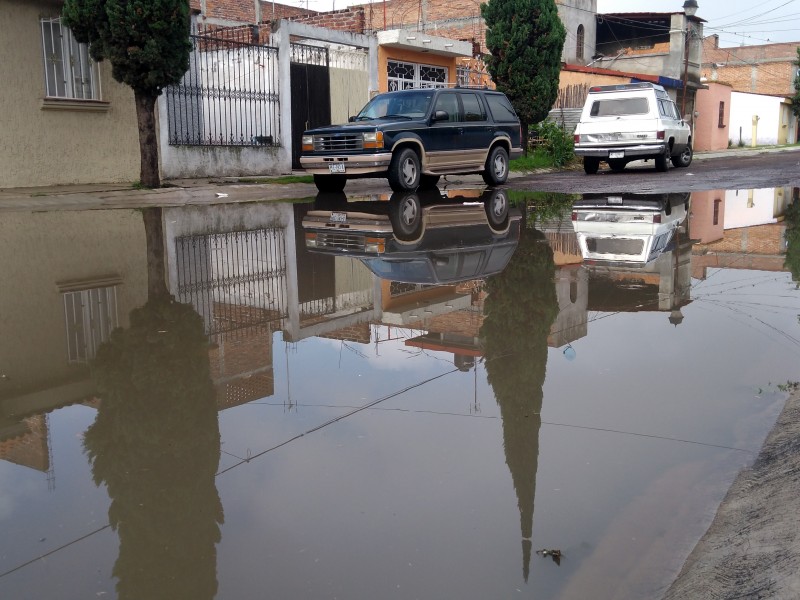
[583,157,600,175]
[388,148,421,192]
[313,174,347,193]
[482,146,509,186]
[655,148,670,172]
[484,189,510,231]
[388,192,423,241]
[672,144,693,168]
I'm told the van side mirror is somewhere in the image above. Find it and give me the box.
[431,110,449,122]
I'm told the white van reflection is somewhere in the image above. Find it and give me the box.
[571,193,689,266]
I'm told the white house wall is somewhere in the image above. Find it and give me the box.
[723,187,793,229]
[729,91,783,145]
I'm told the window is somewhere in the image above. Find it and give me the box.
[576,25,585,61]
[62,285,119,363]
[718,101,726,127]
[459,93,486,122]
[387,60,448,90]
[41,17,100,100]
[434,93,460,122]
[590,97,649,117]
[485,93,518,122]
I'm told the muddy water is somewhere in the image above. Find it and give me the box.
[1,186,798,599]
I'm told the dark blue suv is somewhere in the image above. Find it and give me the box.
[300,88,523,193]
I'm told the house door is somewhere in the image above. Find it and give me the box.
[291,44,331,169]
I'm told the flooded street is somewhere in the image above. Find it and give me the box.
[1,185,799,599]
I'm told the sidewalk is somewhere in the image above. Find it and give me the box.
[2,144,798,212]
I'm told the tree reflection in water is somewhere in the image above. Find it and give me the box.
[85,286,223,593]
[481,228,559,582]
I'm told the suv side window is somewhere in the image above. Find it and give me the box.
[460,92,486,122]
[434,92,461,122]
[485,94,517,122]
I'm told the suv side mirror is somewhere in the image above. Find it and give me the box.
[348,115,356,122]
[431,110,449,122]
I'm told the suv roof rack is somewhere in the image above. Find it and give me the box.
[588,82,665,93]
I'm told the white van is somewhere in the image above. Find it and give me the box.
[573,83,692,175]
[571,193,689,266]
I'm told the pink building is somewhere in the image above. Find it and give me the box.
[693,82,732,151]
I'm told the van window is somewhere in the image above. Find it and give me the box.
[485,94,518,122]
[589,97,649,117]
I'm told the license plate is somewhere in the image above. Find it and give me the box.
[330,212,347,223]
[609,151,624,159]
[328,163,345,174]
[607,196,623,205]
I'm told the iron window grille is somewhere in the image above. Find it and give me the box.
[388,60,448,91]
[40,17,100,100]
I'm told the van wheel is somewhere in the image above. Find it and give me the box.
[388,148,421,192]
[608,159,626,172]
[313,174,347,193]
[672,144,693,168]
[583,157,600,175]
[655,148,670,172]
[482,146,509,186]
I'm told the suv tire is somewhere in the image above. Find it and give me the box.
[482,146,509,186]
[672,144,693,168]
[608,159,626,172]
[388,192,423,241]
[388,148,421,192]
[583,157,600,175]
[313,174,347,193]
[484,189,510,231]
[655,148,670,172]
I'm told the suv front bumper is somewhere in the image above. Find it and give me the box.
[300,153,393,175]
[574,143,667,159]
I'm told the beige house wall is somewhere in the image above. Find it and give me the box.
[0,210,148,398]
[1,0,140,188]
[330,67,370,123]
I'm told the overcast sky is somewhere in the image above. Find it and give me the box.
[283,0,800,46]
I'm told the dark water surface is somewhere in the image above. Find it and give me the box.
[1,186,799,599]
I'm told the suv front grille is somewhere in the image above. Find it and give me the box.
[315,232,365,251]
[313,135,363,152]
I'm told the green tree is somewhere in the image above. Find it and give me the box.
[792,46,800,119]
[62,0,192,188]
[784,189,800,282]
[481,0,566,153]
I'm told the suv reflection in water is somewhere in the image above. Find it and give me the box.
[302,187,522,284]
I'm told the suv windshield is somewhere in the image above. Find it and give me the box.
[589,97,649,117]
[356,91,434,120]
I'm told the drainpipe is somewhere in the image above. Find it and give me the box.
[751,115,759,148]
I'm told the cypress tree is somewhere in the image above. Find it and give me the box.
[62,0,192,188]
[481,0,566,153]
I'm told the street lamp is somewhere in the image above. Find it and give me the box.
[683,0,698,17]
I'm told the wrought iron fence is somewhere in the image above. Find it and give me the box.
[165,26,280,147]
[175,227,288,338]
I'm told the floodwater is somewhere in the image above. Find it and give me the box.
[1,185,799,599]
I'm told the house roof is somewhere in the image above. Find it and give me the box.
[601,12,706,23]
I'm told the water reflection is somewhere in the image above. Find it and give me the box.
[1,186,799,599]
[481,228,559,581]
[87,210,222,599]
[87,298,222,599]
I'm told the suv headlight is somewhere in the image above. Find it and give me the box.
[362,131,384,149]
[302,135,314,152]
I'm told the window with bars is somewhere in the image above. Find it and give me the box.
[576,25,585,61]
[63,286,118,363]
[718,101,726,128]
[40,17,100,100]
[387,60,448,91]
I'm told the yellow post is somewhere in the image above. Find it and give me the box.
[751,115,759,147]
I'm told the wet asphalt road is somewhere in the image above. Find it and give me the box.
[508,149,800,194]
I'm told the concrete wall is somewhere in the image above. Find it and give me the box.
[1,0,139,188]
[0,210,148,397]
[557,0,597,65]
[694,82,732,151]
[729,91,785,146]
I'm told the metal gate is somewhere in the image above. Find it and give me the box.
[290,43,331,169]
